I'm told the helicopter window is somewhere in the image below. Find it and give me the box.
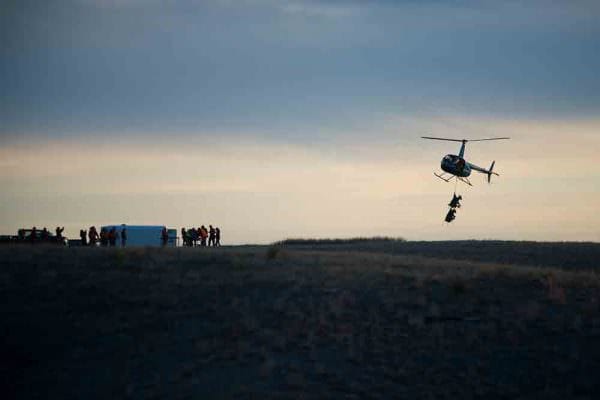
[443,155,452,162]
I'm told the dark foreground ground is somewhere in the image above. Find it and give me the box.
[278,239,600,271]
[2,242,600,399]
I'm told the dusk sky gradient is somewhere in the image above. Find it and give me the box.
[1,0,599,243]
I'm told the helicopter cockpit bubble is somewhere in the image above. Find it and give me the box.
[441,155,455,170]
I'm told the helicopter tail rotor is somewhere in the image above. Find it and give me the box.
[487,161,499,183]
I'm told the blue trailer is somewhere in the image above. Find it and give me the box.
[100,225,175,247]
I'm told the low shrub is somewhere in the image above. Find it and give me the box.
[266,245,281,261]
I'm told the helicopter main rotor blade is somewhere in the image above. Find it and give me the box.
[467,137,511,142]
[421,136,510,142]
[421,136,465,142]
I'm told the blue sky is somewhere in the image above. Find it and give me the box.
[1,0,599,242]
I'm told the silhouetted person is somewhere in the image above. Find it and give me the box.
[89,226,98,246]
[445,208,456,223]
[80,229,87,246]
[199,225,207,246]
[215,227,220,246]
[191,227,198,247]
[55,226,64,239]
[30,226,37,244]
[208,225,215,246]
[108,227,117,247]
[121,227,127,247]
[456,158,466,173]
[180,228,187,246]
[41,227,49,241]
[449,194,462,209]
[188,229,192,246]
[100,228,108,247]
[161,227,169,247]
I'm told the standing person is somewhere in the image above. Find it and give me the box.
[55,226,64,240]
[161,227,168,247]
[89,226,98,246]
[99,228,108,247]
[80,229,87,246]
[191,227,198,247]
[200,225,208,246]
[215,227,221,246]
[180,228,187,247]
[30,226,37,244]
[41,227,49,241]
[108,227,117,247]
[208,225,215,247]
[121,226,127,247]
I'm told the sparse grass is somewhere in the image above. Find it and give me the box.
[279,239,600,271]
[450,280,468,295]
[2,243,600,399]
[275,236,406,246]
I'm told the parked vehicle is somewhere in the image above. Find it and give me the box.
[0,229,67,245]
[100,225,174,247]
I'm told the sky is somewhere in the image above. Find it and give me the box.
[1,0,599,243]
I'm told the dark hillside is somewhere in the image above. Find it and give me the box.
[278,239,600,270]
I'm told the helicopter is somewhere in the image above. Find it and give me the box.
[422,136,510,186]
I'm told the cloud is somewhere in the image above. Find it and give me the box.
[3,0,599,137]
[276,0,361,17]
[211,0,361,17]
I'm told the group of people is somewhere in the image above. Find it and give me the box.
[445,193,462,223]
[80,226,127,247]
[181,225,220,247]
[16,224,222,247]
[18,226,65,243]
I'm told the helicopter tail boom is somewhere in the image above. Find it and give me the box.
[468,160,499,183]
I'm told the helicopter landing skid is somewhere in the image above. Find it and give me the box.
[457,177,473,186]
[434,172,473,186]
[434,172,453,182]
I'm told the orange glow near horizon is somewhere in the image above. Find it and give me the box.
[1,116,599,243]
